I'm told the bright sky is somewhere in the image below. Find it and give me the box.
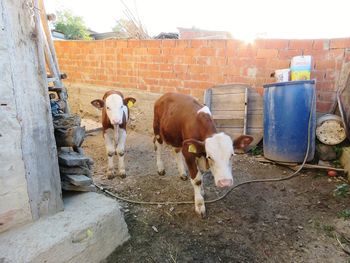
[45,0,349,41]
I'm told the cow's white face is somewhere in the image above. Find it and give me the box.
[205,133,234,188]
[105,94,125,125]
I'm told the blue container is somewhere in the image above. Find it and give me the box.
[263,80,316,162]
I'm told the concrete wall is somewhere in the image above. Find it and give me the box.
[0,0,63,233]
[55,38,350,113]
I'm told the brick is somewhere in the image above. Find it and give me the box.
[116,41,128,47]
[184,48,199,57]
[316,101,333,113]
[159,64,173,71]
[289,40,313,50]
[256,39,289,49]
[190,40,208,48]
[142,40,161,48]
[127,40,141,48]
[188,65,204,74]
[174,64,188,73]
[327,49,345,59]
[208,40,226,49]
[311,70,326,81]
[161,72,176,79]
[237,48,257,57]
[176,40,191,48]
[161,40,176,47]
[147,48,161,55]
[317,91,336,102]
[278,49,302,59]
[257,49,278,58]
[330,38,350,49]
[200,48,216,56]
[316,81,335,91]
[313,39,330,50]
[315,60,336,70]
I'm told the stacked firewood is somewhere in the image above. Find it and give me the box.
[52,114,95,192]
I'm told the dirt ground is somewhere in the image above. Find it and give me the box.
[81,124,350,263]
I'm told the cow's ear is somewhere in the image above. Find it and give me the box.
[124,97,136,108]
[183,139,205,156]
[234,135,254,149]
[91,99,105,109]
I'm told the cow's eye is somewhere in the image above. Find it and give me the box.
[207,156,212,160]
[106,107,110,110]
[120,105,123,109]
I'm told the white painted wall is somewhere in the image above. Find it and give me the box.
[0,0,63,233]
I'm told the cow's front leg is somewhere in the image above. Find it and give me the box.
[154,138,165,175]
[174,150,187,180]
[191,171,205,218]
[104,128,116,179]
[116,128,127,178]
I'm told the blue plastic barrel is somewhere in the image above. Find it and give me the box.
[263,80,316,162]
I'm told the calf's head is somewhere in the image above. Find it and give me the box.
[91,93,136,125]
[184,133,253,188]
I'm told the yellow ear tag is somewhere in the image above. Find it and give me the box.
[188,144,197,153]
[127,101,134,108]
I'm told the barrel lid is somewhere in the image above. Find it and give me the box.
[263,80,316,88]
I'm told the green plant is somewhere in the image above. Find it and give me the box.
[54,10,92,40]
[250,146,263,156]
[333,184,349,198]
[333,145,343,159]
[338,209,350,220]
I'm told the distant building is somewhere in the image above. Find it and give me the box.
[89,31,130,40]
[153,32,179,39]
[51,29,65,40]
[177,27,232,39]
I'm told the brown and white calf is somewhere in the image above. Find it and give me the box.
[153,93,253,217]
[91,90,136,179]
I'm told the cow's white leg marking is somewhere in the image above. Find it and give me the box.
[104,128,115,179]
[113,125,119,151]
[196,157,207,196]
[191,171,205,217]
[117,128,126,178]
[174,150,187,180]
[155,140,165,175]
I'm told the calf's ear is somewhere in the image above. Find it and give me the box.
[124,97,136,108]
[91,99,105,109]
[234,135,254,149]
[183,139,205,156]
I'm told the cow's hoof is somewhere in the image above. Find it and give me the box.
[158,170,166,176]
[119,172,126,179]
[107,170,116,179]
[195,204,206,218]
[116,150,125,157]
[179,174,188,181]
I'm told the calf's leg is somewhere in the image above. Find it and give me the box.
[154,136,165,175]
[104,128,116,179]
[174,150,187,180]
[191,171,205,217]
[116,128,127,178]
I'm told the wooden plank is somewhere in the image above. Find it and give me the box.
[215,114,262,128]
[203,88,212,108]
[212,111,245,119]
[58,151,90,166]
[61,181,95,192]
[62,174,93,186]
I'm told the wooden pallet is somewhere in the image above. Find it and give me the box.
[204,84,263,149]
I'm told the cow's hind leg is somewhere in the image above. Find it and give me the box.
[104,128,116,179]
[154,136,165,175]
[174,149,187,180]
[191,171,206,218]
[116,128,127,178]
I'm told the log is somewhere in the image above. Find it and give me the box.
[61,174,93,186]
[55,126,85,147]
[58,151,90,167]
[59,164,92,177]
[61,181,95,192]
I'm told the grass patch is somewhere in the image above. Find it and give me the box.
[333,184,349,198]
[337,209,350,220]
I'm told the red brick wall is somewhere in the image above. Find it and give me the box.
[54,38,350,113]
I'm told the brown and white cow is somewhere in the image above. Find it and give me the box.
[153,93,253,217]
[91,90,136,179]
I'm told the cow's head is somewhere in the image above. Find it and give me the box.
[91,94,136,125]
[184,133,253,188]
